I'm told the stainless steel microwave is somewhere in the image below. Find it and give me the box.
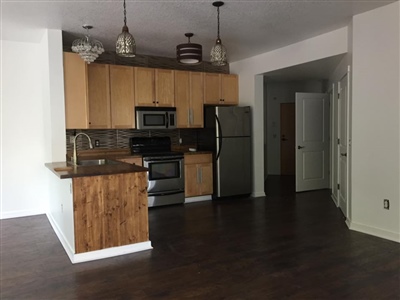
[136,107,177,129]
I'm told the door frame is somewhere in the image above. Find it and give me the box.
[337,66,352,223]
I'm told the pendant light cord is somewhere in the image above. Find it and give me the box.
[217,6,220,39]
[123,0,127,26]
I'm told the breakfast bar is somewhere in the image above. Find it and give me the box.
[45,160,152,264]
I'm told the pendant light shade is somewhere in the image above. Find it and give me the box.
[116,0,136,57]
[177,33,202,65]
[72,25,104,64]
[210,1,227,66]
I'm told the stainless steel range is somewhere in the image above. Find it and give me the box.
[130,137,184,207]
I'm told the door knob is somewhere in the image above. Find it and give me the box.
[341,153,347,157]
[297,145,305,149]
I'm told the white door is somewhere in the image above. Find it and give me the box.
[338,74,349,217]
[295,93,330,192]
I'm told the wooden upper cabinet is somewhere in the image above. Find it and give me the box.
[175,71,204,128]
[175,71,190,128]
[221,74,239,105]
[110,65,135,129]
[135,67,155,107]
[204,73,221,105]
[190,72,204,127]
[135,67,174,107]
[87,63,111,128]
[204,73,239,105]
[155,69,175,107]
[63,52,89,129]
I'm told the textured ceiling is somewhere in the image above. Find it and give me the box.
[2,0,396,64]
[1,0,398,81]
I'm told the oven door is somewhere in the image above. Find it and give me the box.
[143,157,184,194]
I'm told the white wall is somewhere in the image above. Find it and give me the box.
[0,29,66,219]
[1,37,49,218]
[350,2,400,241]
[265,80,325,175]
[230,27,348,197]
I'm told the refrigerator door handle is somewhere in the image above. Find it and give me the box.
[215,115,223,160]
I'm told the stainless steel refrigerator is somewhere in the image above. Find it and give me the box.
[198,106,252,198]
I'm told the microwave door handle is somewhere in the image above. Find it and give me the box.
[166,112,169,128]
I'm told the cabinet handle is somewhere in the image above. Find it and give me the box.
[187,109,190,125]
[190,109,193,125]
[152,101,155,104]
[200,168,203,183]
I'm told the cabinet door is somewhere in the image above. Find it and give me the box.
[155,69,175,107]
[221,74,239,105]
[190,72,204,128]
[110,65,135,128]
[87,64,111,128]
[135,67,155,107]
[185,164,200,197]
[63,52,89,129]
[200,163,213,195]
[204,73,221,105]
[175,71,190,128]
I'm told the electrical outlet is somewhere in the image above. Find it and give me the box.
[95,140,100,147]
[384,199,390,210]
[179,138,182,144]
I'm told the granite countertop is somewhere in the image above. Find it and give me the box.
[45,160,148,179]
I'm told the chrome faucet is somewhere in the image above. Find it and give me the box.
[72,133,94,165]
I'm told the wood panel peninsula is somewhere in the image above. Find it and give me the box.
[45,159,152,264]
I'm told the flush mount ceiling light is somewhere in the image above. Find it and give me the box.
[177,33,203,65]
[210,1,227,66]
[116,0,136,57]
[71,25,104,64]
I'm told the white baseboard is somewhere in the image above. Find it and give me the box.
[331,194,338,207]
[46,212,75,261]
[185,195,212,203]
[72,241,153,264]
[0,209,45,220]
[46,213,153,264]
[252,191,265,198]
[348,221,400,243]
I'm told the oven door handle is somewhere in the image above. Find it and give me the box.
[144,157,183,162]
[148,190,184,196]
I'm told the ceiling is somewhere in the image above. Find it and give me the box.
[2,0,396,64]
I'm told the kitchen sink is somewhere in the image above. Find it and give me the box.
[73,159,122,166]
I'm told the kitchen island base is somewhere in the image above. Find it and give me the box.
[45,161,152,264]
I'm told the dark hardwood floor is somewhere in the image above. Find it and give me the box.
[1,185,399,299]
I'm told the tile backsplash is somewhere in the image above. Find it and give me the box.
[66,129,199,152]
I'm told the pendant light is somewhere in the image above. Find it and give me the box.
[210,1,227,66]
[72,25,104,64]
[116,0,136,57]
[177,33,203,65]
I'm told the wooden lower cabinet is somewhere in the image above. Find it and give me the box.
[184,153,213,197]
[72,172,148,253]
